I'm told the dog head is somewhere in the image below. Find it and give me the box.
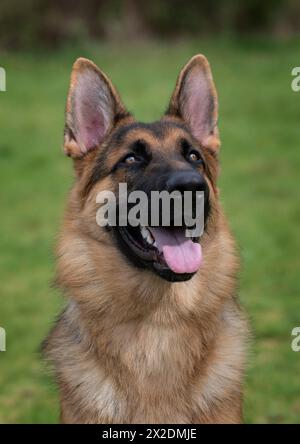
[62,55,220,283]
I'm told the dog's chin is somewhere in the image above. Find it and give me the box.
[114,224,200,283]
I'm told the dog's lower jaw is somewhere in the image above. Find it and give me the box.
[114,225,198,282]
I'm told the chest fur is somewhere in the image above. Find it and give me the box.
[48,301,246,423]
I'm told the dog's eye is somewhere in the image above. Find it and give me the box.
[187,150,203,164]
[116,149,148,171]
[123,153,138,165]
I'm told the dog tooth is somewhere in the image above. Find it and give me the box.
[146,232,154,245]
[147,230,155,245]
[140,226,155,245]
[140,226,148,240]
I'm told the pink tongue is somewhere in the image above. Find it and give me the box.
[149,228,202,274]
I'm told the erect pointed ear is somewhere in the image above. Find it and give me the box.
[64,58,129,158]
[167,54,220,152]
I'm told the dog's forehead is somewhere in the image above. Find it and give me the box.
[111,120,191,147]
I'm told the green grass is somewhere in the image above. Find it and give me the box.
[1,37,300,423]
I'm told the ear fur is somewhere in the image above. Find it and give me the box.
[64,58,129,158]
[167,54,220,152]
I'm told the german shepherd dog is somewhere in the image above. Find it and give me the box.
[43,54,248,423]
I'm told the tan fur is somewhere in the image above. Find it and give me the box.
[43,55,249,424]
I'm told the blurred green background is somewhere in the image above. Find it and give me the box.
[0,0,300,424]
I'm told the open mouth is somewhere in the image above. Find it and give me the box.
[116,224,202,282]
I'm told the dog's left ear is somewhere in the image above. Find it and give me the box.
[64,58,129,158]
[167,54,220,152]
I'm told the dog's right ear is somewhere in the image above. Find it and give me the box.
[64,58,129,158]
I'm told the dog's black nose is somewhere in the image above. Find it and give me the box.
[166,171,206,194]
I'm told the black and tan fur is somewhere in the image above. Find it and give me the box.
[43,55,248,423]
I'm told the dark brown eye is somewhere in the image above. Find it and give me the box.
[189,152,199,162]
[123,153,137,165]
[187,150,202,164]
